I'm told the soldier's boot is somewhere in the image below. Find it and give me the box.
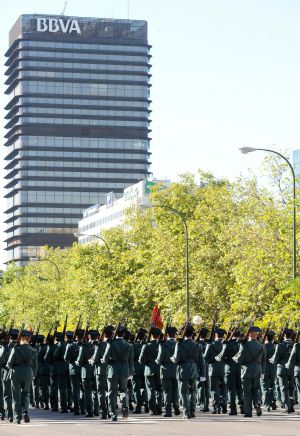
[23,412,30,423]
[174,406,180,415]
[239,404,245,415]
[144,402,149,413]
[212,406,221,414]
[221,404,227,414]
[271,401,277,410]
[229,406,237,415]
[255,404,262,417]
[129,402,134,411]
[122,408,129,418]
[133,405,142,414]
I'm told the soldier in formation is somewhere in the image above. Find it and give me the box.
[0,320,299,423]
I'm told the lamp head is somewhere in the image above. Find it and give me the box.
[239,147,258,154]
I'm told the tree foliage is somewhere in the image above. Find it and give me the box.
[1,165,299,333]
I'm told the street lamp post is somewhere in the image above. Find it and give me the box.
[140,203,190,322]
[239,146,297,279]
[74,232,111,255]
[30,257,61,282]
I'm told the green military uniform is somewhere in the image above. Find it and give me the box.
[197,330,210,412]
[286,342,300,406]
[171,327,206,419]
[156,332,179,417]
[260,333,277,411]
[0,335,18,421]
[7,331,38,424]
[76,339,95,416]
[37,340,50,409]
[64,336,83,415]
[0,333,7,420]
[90,339,108,418]
[102,328,134,421]
[139,329,162,415]
[204,330,227,414]
[270,330,295,413]
[233,328,265,417]
[132,332,148,413]
[216,336,243,415]
[52,334,69,412]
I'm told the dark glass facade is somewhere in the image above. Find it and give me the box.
[4,14,151,264]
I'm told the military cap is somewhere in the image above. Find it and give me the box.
[20,329,32,337]
[104,325,114,336]
[232,330,241,337]
[65,331,74,338]
[215,328,227,337]
[54,331,64,340]
[166,326,177,336]
[150,327,161,337]
[1,331,8,340]
[9,328,19,337]
[76,329,85,338]
[35,334,45,342]
[249,326,261,333]
[199,327,210,337]
[116,325,126,335]
[136,327,147,340]
[284,328,294,336]
[123,329,131,341]
[184,325,194,337]
[266,330,275,337]
[88,330,99,339]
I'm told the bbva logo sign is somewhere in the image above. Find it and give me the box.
[37,17,81,34]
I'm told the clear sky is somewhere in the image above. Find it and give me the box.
[1,0,300,266]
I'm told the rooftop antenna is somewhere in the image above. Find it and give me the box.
[61,1,68,16]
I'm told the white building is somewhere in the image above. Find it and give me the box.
[77,179,170,244]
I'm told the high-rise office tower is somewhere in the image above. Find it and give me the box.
[4,14,151,264]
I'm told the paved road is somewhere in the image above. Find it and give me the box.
[1,409,300,436]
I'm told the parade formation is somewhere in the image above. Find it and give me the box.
[0,317,299,425]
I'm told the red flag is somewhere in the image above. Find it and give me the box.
[150,304,163,329]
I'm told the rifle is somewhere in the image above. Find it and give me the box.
[99,325,106,342]
[83,318,91,342]
[72,314,82,341]
[277,315,291,343]
[228,322,240,342]
[177,322,188,342]
[261,318,272,343]
[243,318,255,343]
[225,322,233,342]
[62,314,68,339]
[294,328,300,344]
[17,322,26,344]
[53,320,59,337]
[8,319,15,335]
[163,322,170,341]
[209,320,216,342]
[46,323,53,342]
[113,322,121,341]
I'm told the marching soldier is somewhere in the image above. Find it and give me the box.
[197,327,210,412]
[171,324,206,419]
[101,325,134,421]
[156,326,180,417]
[139,327,163,416]
[270,328,295,413]
[260,330,277,411]
[0,328,19,422]
[64,328,84,415]
[215,329,243,415]
[233,326,265,417]
[7,330,38,424]
[132,328,148,414]
[204,328,227,414]
[89,326,109,419]
[286,335,300,410]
